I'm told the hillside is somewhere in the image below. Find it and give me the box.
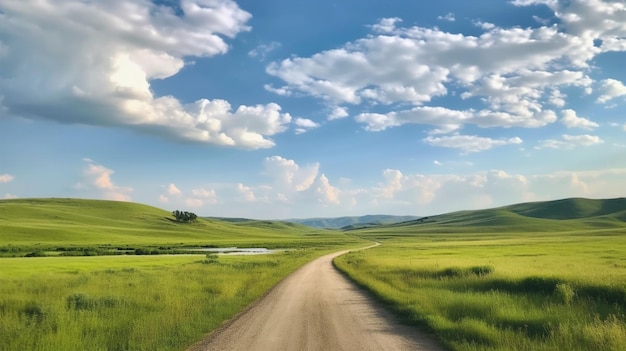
[0,198,353,248]
[351,197,626,234]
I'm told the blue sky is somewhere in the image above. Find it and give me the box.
[1,0,625,219]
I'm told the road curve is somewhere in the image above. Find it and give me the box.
[188,249,445,351]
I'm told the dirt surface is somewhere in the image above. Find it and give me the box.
[188,249,446,351]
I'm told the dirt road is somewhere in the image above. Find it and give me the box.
[189,249,445,351]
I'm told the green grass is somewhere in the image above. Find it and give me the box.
[0,197,367,350]
[0,198,360,256]
[0,247,362,351]
[335,198,626,351]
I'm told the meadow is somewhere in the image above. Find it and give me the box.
[0,198,364,350]
[0,248,363,351]
[335,198,626,351]
[0,198,356,256]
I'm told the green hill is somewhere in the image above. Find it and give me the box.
[503,197,626,220]
[0,198,353,249]
[354,197,626,234]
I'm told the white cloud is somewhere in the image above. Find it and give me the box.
[328,106,349,120]
[597,79,626,103]
[191,187,217,205]
[562,134,604,145]
[167,183,182,195]
[267,2,626,134]
[560,109,598,129]
[0,0,293,149]
[263,156,319,192]
[80,159,132,201]
[134,157,626,218]
[423,134,523,154]
[438,13,456,22]
[236,183,256,202]
[192,187,216,199]
[0,173,14,183]
[315,174,340,204]
[537,134,604,149]
[3,193,18,199]
[293,118,320,134]
[248,41,281,60]
[158,195,169,203]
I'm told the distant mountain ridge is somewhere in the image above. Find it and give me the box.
[285,215,420,229]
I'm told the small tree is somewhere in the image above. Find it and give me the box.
[172,210,198,223]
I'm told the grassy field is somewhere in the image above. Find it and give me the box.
[0,198,359,256]
[335,198,626,351]
[0,249,359,351]
[0,198,365,350]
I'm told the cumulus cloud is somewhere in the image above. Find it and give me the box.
[597,79,626,103]
[344,166,626,216]
[315,174,340,204]
[139,157,626,218]
[3,194,18,199]
[423,135,523,154]
[560,109,598,129]
[0,0,293,149]
[167,183,182,195]
[328,106,349,120]
[0,173,14,183]
[356,105,560,133]
[191,187,218,204]
[293,118,320,134]
[263,156,319,193]
[236,183,256,202]
[537,134,604,149]
[267,1,626,134]
[79,159,132,201]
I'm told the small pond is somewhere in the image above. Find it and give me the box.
[191,247,278,255]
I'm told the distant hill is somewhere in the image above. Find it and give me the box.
[355,197,626,233]
[286,215,420,229]
[0,198,347,247]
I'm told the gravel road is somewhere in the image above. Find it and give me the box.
[188,249,445,351]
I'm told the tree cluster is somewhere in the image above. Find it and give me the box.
[172,210,198,223]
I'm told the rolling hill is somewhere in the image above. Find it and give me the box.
[0,198,354,248]
[351,197,626,233]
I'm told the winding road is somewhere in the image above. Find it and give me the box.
[188,249,445,351]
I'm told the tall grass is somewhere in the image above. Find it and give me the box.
[0,248,347,351]
[334,232,626,351]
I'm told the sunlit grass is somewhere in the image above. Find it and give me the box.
[0,198,362,256]
[0,198,368,350]
[0,248,357,351]
[335,231,626,351]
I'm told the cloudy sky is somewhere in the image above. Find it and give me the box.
[1,0,625,219]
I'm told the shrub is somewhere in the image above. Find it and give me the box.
[22,301,45,322]
[25,250,46,257]
[469,265,494,276]
[555,282,576,304]
[203,254,219,264]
